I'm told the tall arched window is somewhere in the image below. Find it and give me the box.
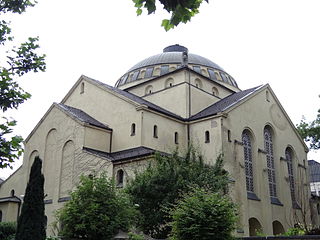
[80,82,85,94]
[285,148,296,204]
[0,210,2,222]
[264,127,277,198]
[131,123,136,136]
[116,169,124,187]
[153,125,158,138]
[205,131,210,143]
[242,131,254,193]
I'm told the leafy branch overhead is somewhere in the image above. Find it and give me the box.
[0,0,46,168]
[297,98,320,150]
[132,0,209,31]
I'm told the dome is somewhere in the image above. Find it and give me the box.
[115,44,238,88]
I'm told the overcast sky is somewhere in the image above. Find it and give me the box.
[1,0,319,179]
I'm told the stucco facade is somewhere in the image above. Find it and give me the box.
[0,45,310,236]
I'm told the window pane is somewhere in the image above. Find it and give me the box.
[193,66,201,74]
[208,69,217,80]
[160,65,169,75]
[145,67,154,78]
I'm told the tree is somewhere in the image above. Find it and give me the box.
[132,0,209,31]
[0,0,46,169]
[15,156,46,240]
[57,173,136,240]
[126,146,230,239]
[297,97,320,150]
[169,187,237,240]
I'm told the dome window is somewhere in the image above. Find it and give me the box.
[145,85,153,95]
[145,67,154,78]
[160,65,169,75]
[132,71,140,81]
[193,66,201,74]
[208,69,217,80]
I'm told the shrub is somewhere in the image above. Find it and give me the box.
[126,146,229,238]
[57,173,136,240]
[0,222,16,240]
[169,187,237,240]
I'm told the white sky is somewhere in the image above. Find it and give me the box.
[1,0,319,179]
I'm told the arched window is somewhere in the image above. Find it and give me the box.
[242,131,254,193]
[264,127,277,198]
[80,82,85,94]
[205,131,210,143]
[10,189,15,197]
[249,218,263,236]
[174,132,179,144]
[272,221,285,235]
[285,148,296,204]
[0,210,2,222]
[195,79,202,89]
[165,78,174,88]
[116,169,124,187]
[153,125,158,138]
[145,85,153,95]
[131,123,136,136]
[212,87,219,97]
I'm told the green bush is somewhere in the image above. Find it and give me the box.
[57,173,136,240]
[126,147,230,238]
[169,187,237,240]
[0,222,16,240]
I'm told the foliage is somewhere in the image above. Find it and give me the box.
[57,173,136,240]
[126,146,230,239]
[128,232,145,240]
[0,0,46,168]
[132,0,209,31]
[283,226,305,236]
[169,187,237,240]
[297,96,320,150]
[0,222,16,240]
[15,156,46,240]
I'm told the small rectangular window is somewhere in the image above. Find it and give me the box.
[208,69,217,80]
[221,73,229,83]
[193,66,201,74]
[160,65,169,75]
[145,67,154,78]
[132,71,140,81]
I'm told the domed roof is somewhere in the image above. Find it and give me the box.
[115,44,238,88]
[127,45,225,73]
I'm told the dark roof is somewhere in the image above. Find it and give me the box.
[127,52,224,73]
[309,160,320,182]
[0,196,21,203]
[189,85,262,121]
[83,146,157,162]
[0,178,3,185]
[83,76,262,122]
[88,77,185,121]
[57,103,112,130]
